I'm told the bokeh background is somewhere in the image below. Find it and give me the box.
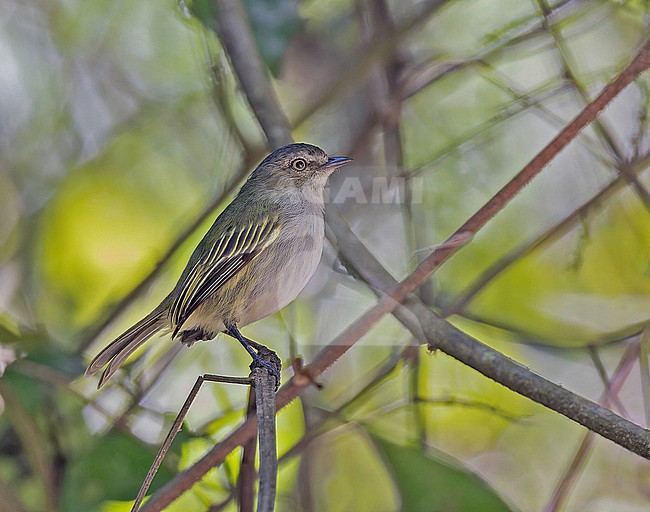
[1,0,650,511]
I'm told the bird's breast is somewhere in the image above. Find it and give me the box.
[237,208,324,324]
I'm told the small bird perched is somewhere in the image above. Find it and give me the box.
[86,143,351,388]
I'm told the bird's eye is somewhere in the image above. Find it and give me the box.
[291,158,307,171]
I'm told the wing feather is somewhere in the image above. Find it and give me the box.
[170,213,280,334]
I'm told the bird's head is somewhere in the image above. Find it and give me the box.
[247,143,351,196]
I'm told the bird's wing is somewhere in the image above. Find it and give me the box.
[170,212,280,334]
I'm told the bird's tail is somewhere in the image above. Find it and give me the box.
[85,310,167,388]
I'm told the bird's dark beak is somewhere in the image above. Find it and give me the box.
[323,156,352,170]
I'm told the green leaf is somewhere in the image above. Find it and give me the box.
[60,432,175,512]
[373,436,516,512]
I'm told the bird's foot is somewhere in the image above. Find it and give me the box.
[249,346,282,390]
[225,324,281,390]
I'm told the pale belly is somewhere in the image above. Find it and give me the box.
[239,232,323,324]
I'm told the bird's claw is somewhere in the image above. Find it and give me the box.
[249,349,281,390]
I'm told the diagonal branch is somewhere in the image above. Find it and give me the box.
[443,152,650,317]
[423,37,650,275]
[537,0,650,212]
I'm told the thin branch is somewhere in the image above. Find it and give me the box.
[292,0,448,128]
[293,0,579,130]
[409,344,428,449]
[212,0,292,147]
[253,361,278,512]
[131,374,253,512]
[279,354,519,467]
[538,0,650,212]
[238,389,257,512]
[424,314,650,459]
[104,344,185,438]
[402,76,595,180]
[205,42,253,154]
[443,152,650,317]
[326,214,650,457]
[588,345,629,418]
[640,325,650,427]
[422,37,650,275]
[366,0,405,168]
[478,62,611,164]
[281,346,410,463]
[632,81,650,160]
[208,494,235,512]
[543,341,640,512]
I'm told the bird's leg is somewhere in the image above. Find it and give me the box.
[225,324,281,389]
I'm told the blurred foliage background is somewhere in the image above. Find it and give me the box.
[1,0,650,511]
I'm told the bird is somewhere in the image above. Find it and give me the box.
[85,143,351,388]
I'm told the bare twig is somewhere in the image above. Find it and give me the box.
[281,345,524,465]
[640,325,650,427]
[423,38,650,273]
[543,342,640,512]
[238,389,257,512]
[253,359,279,512]
[131,374,253,512]
[205,42,254,154]
[443,152,650,316]
[421,312,649,455]
[293,0,447,128]
[588,346,629,418]
[538,0,650,211]
[139,257,650,511]
[293,0,580,130]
